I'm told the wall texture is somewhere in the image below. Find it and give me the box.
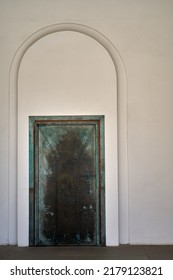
[0,0,173,245]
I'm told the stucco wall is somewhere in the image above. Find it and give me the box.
[0,0,173,245]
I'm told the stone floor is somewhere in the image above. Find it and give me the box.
[0,245,173,260]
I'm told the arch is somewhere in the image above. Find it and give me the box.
[9,23,128,245]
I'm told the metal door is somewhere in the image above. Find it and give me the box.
[29,116,105,246]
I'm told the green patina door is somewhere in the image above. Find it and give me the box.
[29,116,105,246]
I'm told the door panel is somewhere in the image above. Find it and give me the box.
[29,116,105,246]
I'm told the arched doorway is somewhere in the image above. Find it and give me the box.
[9,23,128,246]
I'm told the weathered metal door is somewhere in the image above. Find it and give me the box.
[29,116,105,246]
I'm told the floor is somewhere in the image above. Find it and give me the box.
[0,245,173,260]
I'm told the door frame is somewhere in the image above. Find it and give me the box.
[29,115,105,246]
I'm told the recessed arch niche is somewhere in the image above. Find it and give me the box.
[9,23,128,246]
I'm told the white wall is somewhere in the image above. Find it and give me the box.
[18,31,118,246]
[0,0,173,245]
